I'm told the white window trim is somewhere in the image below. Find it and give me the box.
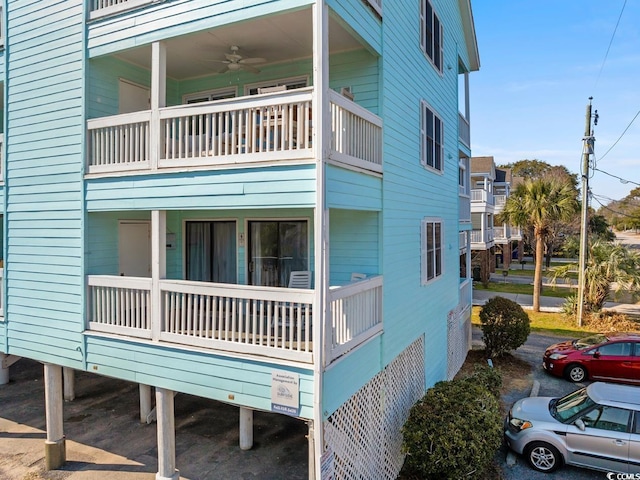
[420,100,444,173]
[244,76,309,96]
[182,87,237,104]
[420,0,444,74]
[421,217,443,285]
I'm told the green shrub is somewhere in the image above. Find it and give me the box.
[469,363,502,398]
[480,296,530,357]
[401,376,502,479]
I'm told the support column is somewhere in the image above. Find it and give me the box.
[44,364,65,470]
[63,368,75,402]
[239,407,253,451]
[0,354,9,385]
[308,421,315,480]
[151,210,167,341]
[140,384,153,423]
[155,387,179,480]
[150,41,166,171]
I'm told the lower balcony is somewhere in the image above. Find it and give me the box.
[86,274,383,365]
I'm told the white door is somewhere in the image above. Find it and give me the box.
[119,79,150,114]
[119,221,151,277]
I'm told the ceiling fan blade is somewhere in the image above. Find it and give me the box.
[239,57,266,65]
[225,53,243,62]
[241,64,261,74]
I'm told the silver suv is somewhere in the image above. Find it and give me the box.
[504,382,640,473]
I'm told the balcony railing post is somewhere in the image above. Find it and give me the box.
[150,42,166,171]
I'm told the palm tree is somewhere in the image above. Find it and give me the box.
[552,240,640,313]
[498,178,579,311]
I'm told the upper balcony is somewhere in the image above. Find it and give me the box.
[85,6,382,183]
[470,189,494,214]
[87,88,382,177]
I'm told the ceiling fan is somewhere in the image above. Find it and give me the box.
[209,45,266,74]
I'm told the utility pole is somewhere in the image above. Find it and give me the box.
[577,98,596,326]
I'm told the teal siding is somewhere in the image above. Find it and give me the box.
[85,166,317,211]
[326,164,382,210]
[328,209,379,285]
[327,0,382,55]
[322,335,382,420]
[85,335,315,419]
[5,0,85,366]
[376,1,466,383]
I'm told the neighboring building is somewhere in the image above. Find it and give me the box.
[0,1,479,478]
[470,156,522,280]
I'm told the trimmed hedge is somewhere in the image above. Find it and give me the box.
[480,296,530,358]
[401,369,502,479]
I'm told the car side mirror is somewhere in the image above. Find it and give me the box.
[593,351,601,359]
[575,418,586,431]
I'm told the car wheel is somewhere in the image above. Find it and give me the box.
[525,441,562,473]
[565,364,588,382]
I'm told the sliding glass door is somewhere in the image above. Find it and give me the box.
[248,221,308,287]
[185,221,237,283]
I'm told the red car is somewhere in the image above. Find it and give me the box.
[543,332,640,384]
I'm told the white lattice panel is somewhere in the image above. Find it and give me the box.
[324,337,425,480]
[447,305,471,380]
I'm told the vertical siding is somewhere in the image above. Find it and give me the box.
[5,0,85,366]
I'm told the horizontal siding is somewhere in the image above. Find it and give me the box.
[5,0,85,365]
[327,0,382,54]
[326,164,382,210]
[87,0,313,57]
[322,335,382,419]
[328,209,379,285]
[85,335,315,419]
[85,165,317,211]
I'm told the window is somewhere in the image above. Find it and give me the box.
[185,221,237,284]
[582,406,630,432]
[183,87,237,104]
[597,342,632,356]
[421,102,444,171]
[420,0,443,72]
[245,76,308,96]
[248,220,308,287]
[421,218,443,284]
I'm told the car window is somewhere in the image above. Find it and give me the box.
[633,343,640,357]
[597,342,632,356]
[634,412,640,434]
[553,388,596,422]
[582,406,630,432]
[575,334,608,349]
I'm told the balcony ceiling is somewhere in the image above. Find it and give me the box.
[114,9,363,80]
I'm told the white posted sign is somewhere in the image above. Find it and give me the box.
[271,370,300,416]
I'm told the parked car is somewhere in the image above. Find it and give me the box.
[543,332,640,384]
[504,382,640,473]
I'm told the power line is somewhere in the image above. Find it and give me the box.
[598,108,640,160]
[593,0,627,91]
[592,194,638,218]
[593,167,640,186]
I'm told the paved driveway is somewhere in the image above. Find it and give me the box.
[473,328,608,479]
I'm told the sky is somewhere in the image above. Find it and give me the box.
[469,1,640,205]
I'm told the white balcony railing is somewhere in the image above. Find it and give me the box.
[470,189,494,205]
[493,226,507,240]
[459,278,471,311]
[470,229,494,244]
[87,274,383,364]
[458,113,470,148]
[327,275,383,363]
[88,0,151,20]
[459,195,471,222]
[87,88,383,175]
[494,194,506,210]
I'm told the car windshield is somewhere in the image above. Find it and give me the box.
[574,334,608,350]
[550,387,596,423]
